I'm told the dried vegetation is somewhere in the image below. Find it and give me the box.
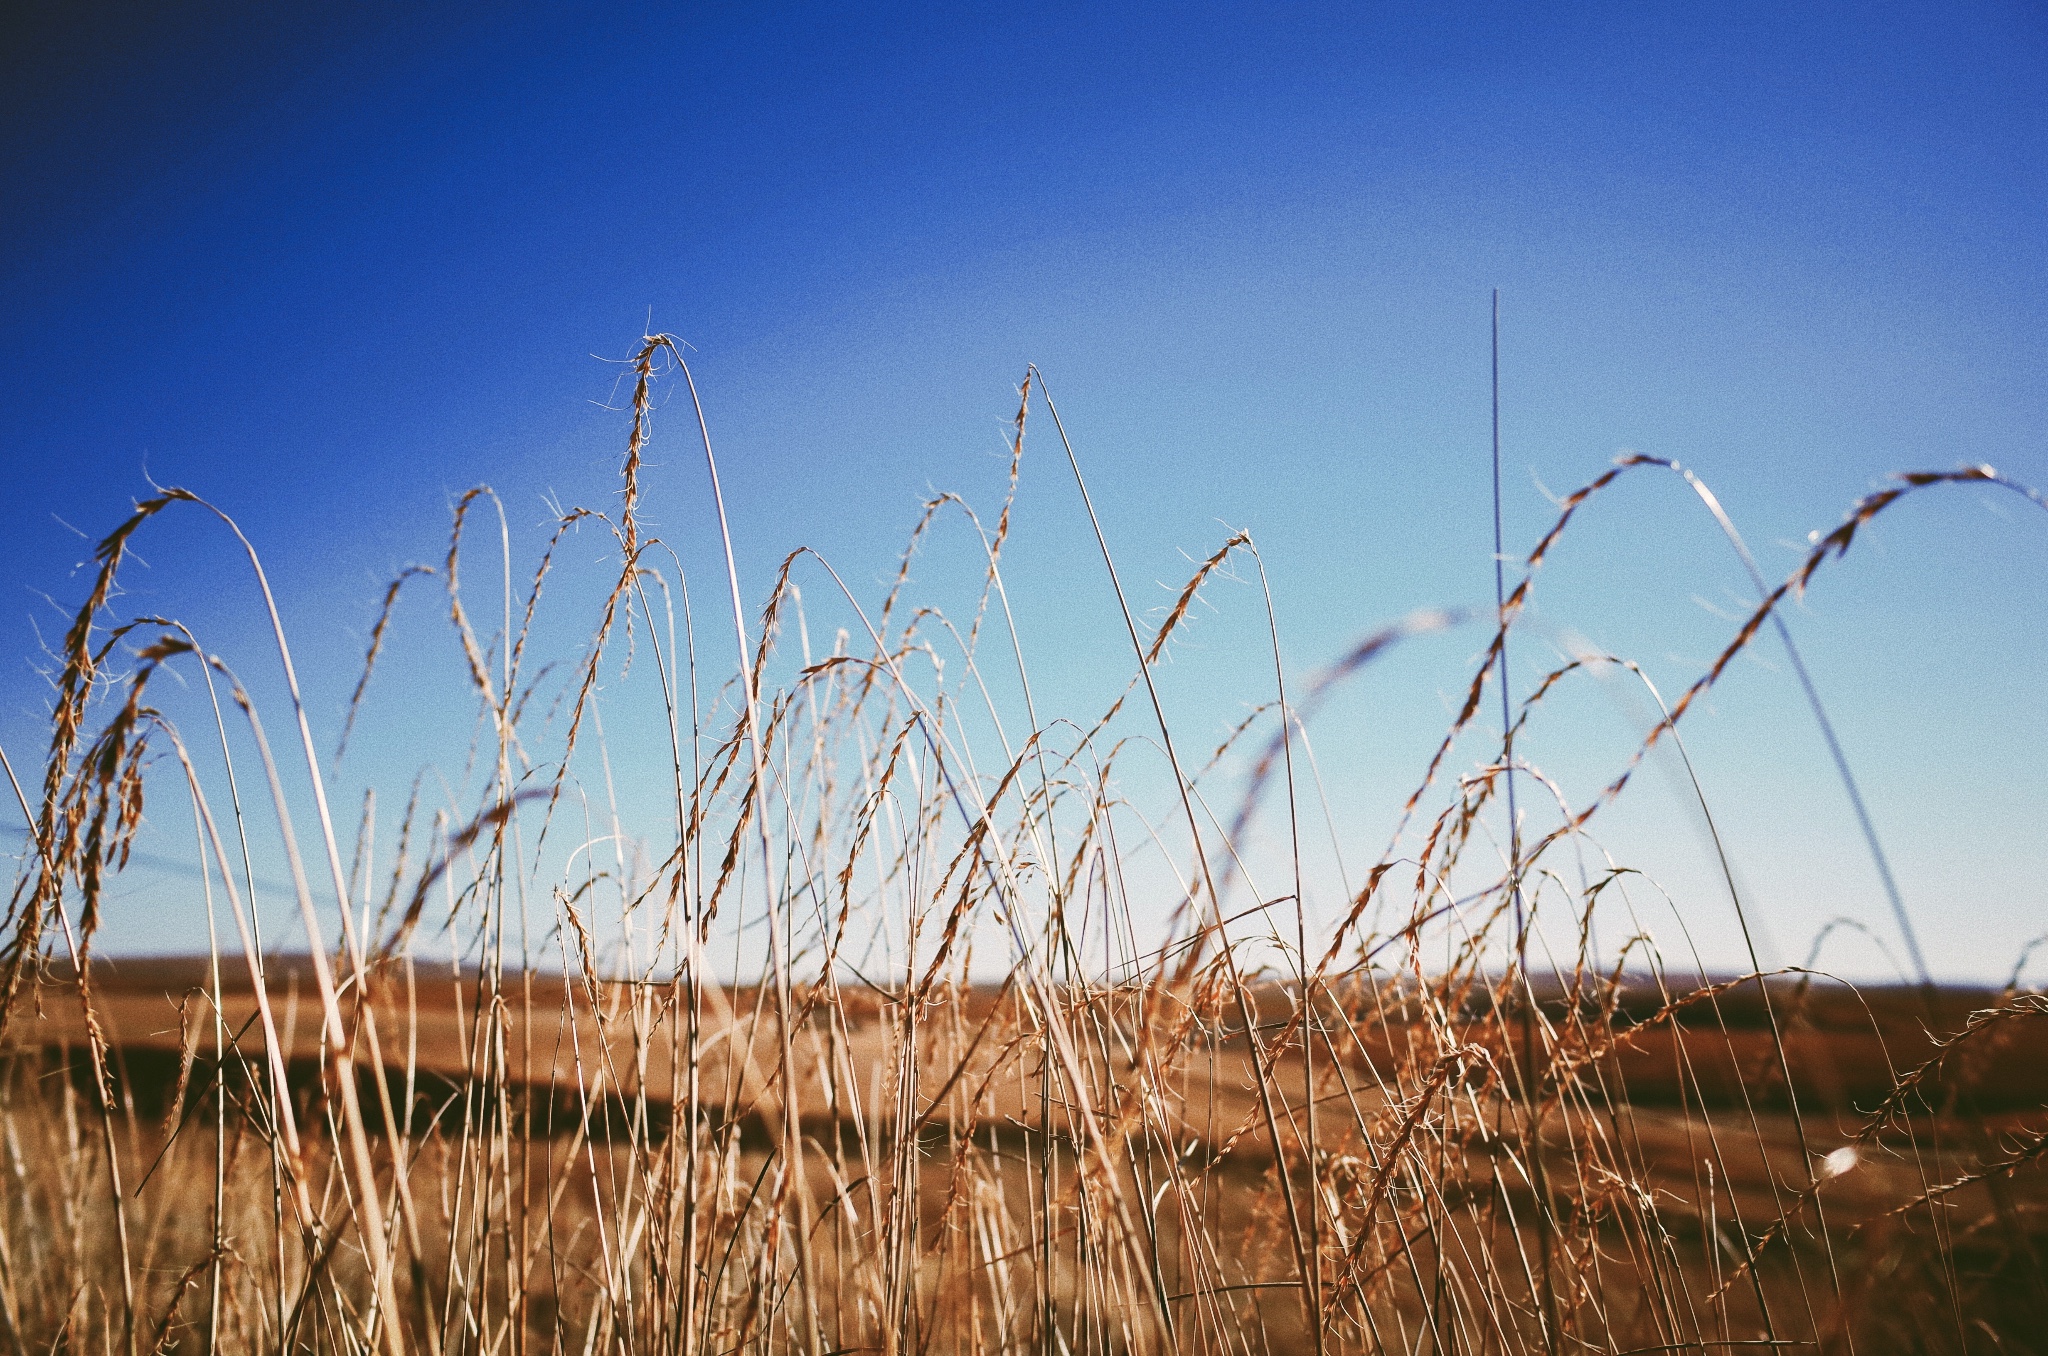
[0,340,2044,1355]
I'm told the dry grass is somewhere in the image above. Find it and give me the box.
[0,338,2043,1355]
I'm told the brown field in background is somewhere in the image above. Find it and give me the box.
[23,957,2048,1133]
[6,956,2045,1353]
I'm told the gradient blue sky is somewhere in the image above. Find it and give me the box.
[3,1,2044,979]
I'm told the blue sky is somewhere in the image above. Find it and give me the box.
[2,1,2044,980]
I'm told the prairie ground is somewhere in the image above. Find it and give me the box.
[5,958,2043,1354]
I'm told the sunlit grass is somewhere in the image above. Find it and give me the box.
[0,338,2043,1355]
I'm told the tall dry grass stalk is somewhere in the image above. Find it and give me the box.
[0,342,2043,1356]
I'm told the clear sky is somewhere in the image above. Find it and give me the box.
[2,1,2044,981]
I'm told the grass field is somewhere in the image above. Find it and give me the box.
[0,340,2043,1355]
